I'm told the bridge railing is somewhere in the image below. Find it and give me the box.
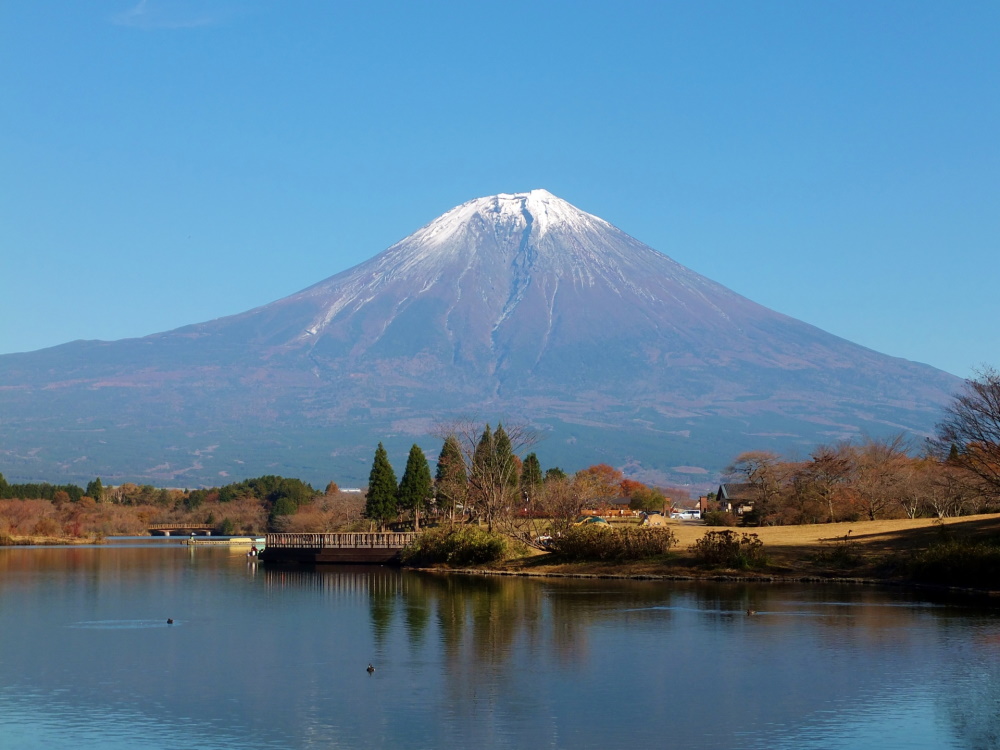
[265,532,419,549]
[148,523,215,530]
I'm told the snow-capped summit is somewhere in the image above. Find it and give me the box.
[0,190,960,487]
[285,190,724,344]
[390,189,610,257]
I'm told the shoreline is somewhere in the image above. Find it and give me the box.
[407,512,1000,599]
[7,514,1000,599]
[0,534,107,546]
[410,562,1000,602]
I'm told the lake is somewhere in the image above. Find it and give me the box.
[1,542,998,749]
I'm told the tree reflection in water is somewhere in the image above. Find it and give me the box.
[257,565,1000,749]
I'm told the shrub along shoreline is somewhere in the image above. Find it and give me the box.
[401,514,1000,598]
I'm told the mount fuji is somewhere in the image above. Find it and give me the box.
[0,190,960,487]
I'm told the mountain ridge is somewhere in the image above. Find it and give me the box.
[0,190,960,487]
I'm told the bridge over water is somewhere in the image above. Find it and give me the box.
[148,523,216,536]
[260,532,418,564]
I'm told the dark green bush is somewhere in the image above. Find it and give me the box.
[401,525,510,567]
[905,540,1000,588]
[548,525,677,562]
[693,530,768,569]
[812,536,864,570]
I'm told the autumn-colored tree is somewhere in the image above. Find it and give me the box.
[782,468,831,525]
[619,479,645,498]
[574,464,625,506]
[628,485,667,513]
[922,458,979,518]
[851,435,911,521]
[806,444,857,522]
[283,490,366,532]
[726,451,788,526]
[936,366,1000,497]
[535,474,585,537]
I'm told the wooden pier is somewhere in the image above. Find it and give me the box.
[259,532,418,564]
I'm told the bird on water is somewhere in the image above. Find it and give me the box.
[367,664,375,674]
[167,618,174,624]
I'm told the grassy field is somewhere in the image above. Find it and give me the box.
[671,514,1000,560]
[486,514,1000,585]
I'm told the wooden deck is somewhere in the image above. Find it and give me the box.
[259,532,419,564]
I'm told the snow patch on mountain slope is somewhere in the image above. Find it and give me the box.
[291,189,761,342]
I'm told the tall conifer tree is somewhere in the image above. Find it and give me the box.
[435,435,467,522]
[467,422,522,531]
[365,442,398,530]
[472,423,493,482]
[494,423,519,487]
[86,477,104,502]
[397,444,432,531]
[520,453,543,502]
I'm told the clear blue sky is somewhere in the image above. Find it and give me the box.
[2,1,997,379]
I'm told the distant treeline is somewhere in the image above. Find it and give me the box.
[0,474,85,502]
[0,471,346,540]
[0,472,316,511]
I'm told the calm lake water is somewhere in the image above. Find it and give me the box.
[1,542,999,750]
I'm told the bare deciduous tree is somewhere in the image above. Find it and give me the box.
[851,435,911,521]
[433,419,538,533]
[936,366,1000,499]
[726,451,788,526]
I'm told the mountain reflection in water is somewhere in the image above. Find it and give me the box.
[0,546,997,749]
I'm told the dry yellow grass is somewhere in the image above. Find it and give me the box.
[489,513,1000,580]
[663,513,1000,572]
[669,514,1000,551]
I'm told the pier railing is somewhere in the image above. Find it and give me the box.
[265,532,419,550]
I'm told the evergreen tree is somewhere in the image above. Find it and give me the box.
[435,435,468,522]
[469,423,521,532]
[947,443,961,464]
[472,423,493,482]
[397,444,433,531]
[268,496,299,531]
[365,443,399,530]
[494,424,519,487]
[520,453,543,501]
[86,477,104,502]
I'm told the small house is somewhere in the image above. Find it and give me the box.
[716,483,755,516]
